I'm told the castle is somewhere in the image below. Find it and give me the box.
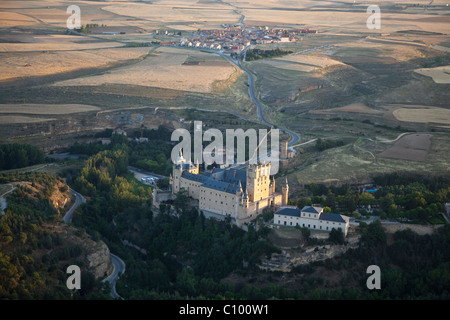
[157,149,288,226]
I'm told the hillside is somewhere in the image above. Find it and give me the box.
[0,172,112,299]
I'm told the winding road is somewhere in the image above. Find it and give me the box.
[0,184,16,215]
[102,253,126,300]
[220,52,301,147]
[62,187,126,299]
[62,187,86,223]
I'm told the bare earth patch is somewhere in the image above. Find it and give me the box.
[378,134,432,162]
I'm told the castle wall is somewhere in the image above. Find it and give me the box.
[199,188,240,217]
[179,177,202,199]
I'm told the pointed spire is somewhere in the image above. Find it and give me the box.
[235,180,243,195]
[177,148,185,165]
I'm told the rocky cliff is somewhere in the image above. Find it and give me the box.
[59,224,113,279]
[259,236,360,272]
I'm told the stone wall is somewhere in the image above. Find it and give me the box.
[259,236,360,272]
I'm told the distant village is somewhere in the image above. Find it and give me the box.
[155,25,318,54]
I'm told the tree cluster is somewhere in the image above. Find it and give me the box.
[246,48,293,61]
[315,138,345,151]
[297,173,450,222]
[0,143,44,170]
[0,172,108,299]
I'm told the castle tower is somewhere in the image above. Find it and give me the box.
[246,164,257,202]
[280,140,288,159]
[172,149,185,194]
[270,176,275,196]
[242,188,248,208]
[282,177,289,206]
[246,162,271,203]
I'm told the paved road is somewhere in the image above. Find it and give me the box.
[63,188,86,223]
[128,166,166,180]
[102,253,126,300]
[0,184,16,215]
[220,52,301,147]
[62,187,126,299]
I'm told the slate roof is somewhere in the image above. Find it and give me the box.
[223,168,247,185]
[182,171,208,183]
[202,179,242,194]
[275,207,301,217]
[275,206,347,224]
[300,206,323,214]
[319,212,347,223]
[195,167,247,194]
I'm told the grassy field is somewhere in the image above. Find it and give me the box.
[0,103,100,115]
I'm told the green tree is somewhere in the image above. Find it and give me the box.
[329,228,344,244]
[173,188,189,213]
[176,267,197,297]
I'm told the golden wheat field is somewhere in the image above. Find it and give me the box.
[393,107,450,125]
[0,47,149,82]
[414,65,450,84]
[52,47,239,93]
